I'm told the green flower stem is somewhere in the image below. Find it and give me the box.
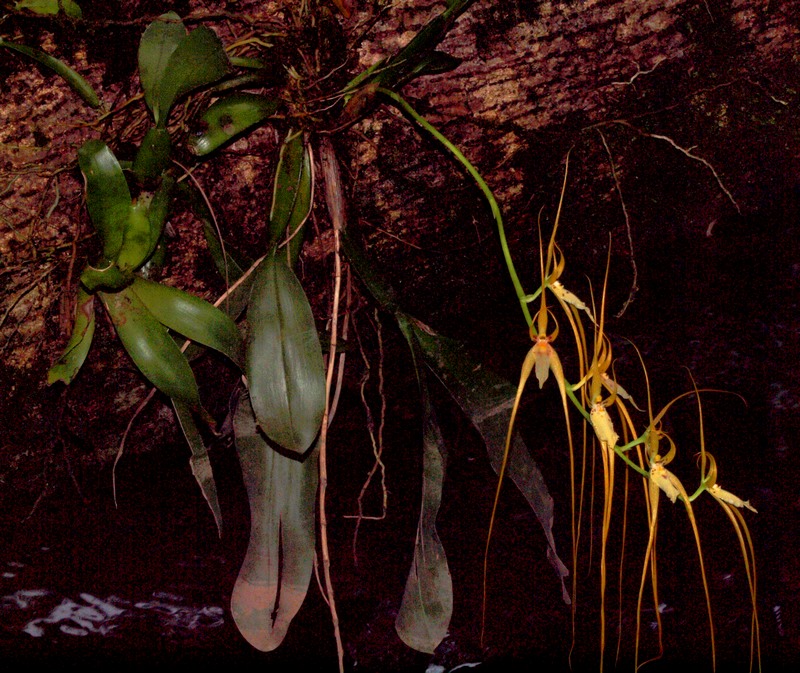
[380,89,653,482]
[379,88,532,326]
[613,446,649,478]
[687,480,710,502]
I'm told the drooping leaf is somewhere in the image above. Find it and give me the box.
[130,276,244,367]
[77,139,132,260]
[0,38,100,107]
[268,130,313,265]
[101,286,201,407]
[138,12,185,122]
[345,226,567,598]
[132,126,172,183]
[14,0,82,18]
[47,287,95,385]
[409,319,571,602]
[173,399,223,536]
[395,315,453,654]
[246,251,325,454]
[154,25,231,127]
[190,93,280,156]
[231,389,318,651]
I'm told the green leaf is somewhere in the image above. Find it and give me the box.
[190,93,279,156]
[401,50,462,83]
[268,131,313,265]
[409,319,571,602]
[231,389,318,651]
[343,230,569,600]
[155,25,231,127]
[14,0,82,18]
[132,126,172,183]
[47,287,95,385]
[173,399,223,536]
[246,251,325,454]
[0,38,100,107]
[115,174,172,271]
[341,230,399,314]
[78,139,132,261]
[395,315,453,654]
[138,12,185,123]
[79,262,133,293]
[116,202,155,271]
[367,0,473,90]
[101,286,201,407]
[130,276,244,368]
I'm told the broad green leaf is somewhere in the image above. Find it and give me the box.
[231,389,318,651]
[190,93,279,156]
[115,175,172,271]
[246,251,325,454]
[0,38,100,107]
[78,140,132,260]
[395,315,453,654]
[173,399,223,536]
[116,202,155,271]
[131,276,244,367]
[79,262,133,293]
[47,287,95,385]
[269,131,313,266]
[409,319,570,602]
[155,26,231,127]
[101,286,201,407]
[14,0,82,18]
[138,12,185,122]
[132,126,172,182]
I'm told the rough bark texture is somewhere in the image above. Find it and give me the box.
[1,0,799,668]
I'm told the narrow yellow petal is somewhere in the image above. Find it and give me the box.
[533,339,552,389]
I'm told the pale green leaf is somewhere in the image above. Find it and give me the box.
[101,286,201,407]
[131,276,244,367]
[190,93,279,156]
[138,12,185,122]
[268,130,313,265]
[409,320,571,602]
[246,252,325,454]
[231,389,318,651]
[155,25,231,126]
[15,0,82,18]
[395,316,453,654]
[77,139,132,261]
